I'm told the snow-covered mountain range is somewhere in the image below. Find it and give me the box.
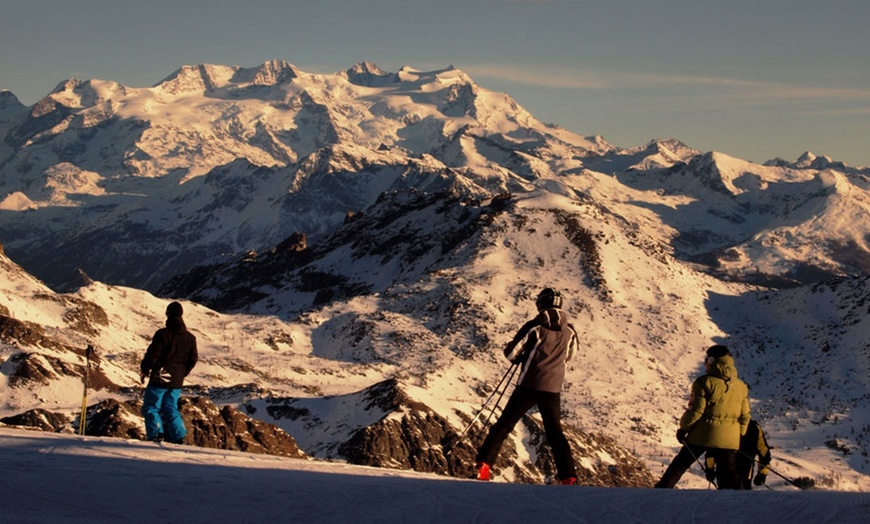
[0,61,868,490]
[0,60,867,291]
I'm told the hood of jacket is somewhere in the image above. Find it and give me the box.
[709,354,738,381]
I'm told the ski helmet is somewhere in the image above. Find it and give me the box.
[535,288,563,311]
[705,344,730,365]
[166,301,184,318]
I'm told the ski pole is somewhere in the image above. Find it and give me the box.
[476,362,520,436]
[737,449,804,490]
[446,362,519,455]
[464,362,519,451]
[78,344,94,436]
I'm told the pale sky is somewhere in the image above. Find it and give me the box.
[2,0,869,166]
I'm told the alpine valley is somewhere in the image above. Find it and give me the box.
[0,60,867,489]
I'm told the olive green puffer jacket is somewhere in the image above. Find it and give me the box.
[680,355,751,450]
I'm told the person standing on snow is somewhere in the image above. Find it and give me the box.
[737,418,773,489]
[475,288,579,484]
[655,344,750,489]
[140,301,198,444]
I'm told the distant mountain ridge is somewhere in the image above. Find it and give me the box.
[0,61,865,291]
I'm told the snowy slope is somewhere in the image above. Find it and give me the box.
[1,427,867,524]
[2,186,868,490]
[0,61,868,492]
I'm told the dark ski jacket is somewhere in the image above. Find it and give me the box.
[504,307,578,393]
[140,317,198,389]
[737,419,772,475]
[681,354,750,450]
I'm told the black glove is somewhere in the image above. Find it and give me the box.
[754,473,767,486]
[676,429,688,444]
[705,466,716,482]
[503,342,517,360]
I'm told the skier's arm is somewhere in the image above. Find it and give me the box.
[506,331,539,364]
[679,380,707,431]
[757,426,772,468]
[565,323,579,362]
[185,336,198,376]
[140,331,164,382]
[503,317,542,360]
[739,394,751,436]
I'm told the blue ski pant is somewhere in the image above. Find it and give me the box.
[142,387,186,442]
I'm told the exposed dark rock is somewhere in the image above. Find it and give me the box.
[84,398,144,439]
[7,395,309,460]
[524,416,656,486]
[5,349,116,391]
[1,409,71,432]
[287,378,655,486]
[0,315,58,349]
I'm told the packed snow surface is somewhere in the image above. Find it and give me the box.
[1,427,867,523]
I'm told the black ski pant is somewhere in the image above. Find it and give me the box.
[475,386,577,481]
[736,453,757,490]
[655,444,742,489]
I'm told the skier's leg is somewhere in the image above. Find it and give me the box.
[537,392,577,481]
[476,387,536,467]
[160,388,186,443]
[654,444,701,488]
[713,449,741,490]
[141,387,166,441]
[736,453,755,490]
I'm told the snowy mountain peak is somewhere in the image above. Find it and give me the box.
[39,77,125,112]
[646,138,698,158]
[242,59,300,86]
[342,61,399,87]
[765,151,857,173]
[797,151,818,164]
[395,64,471,85]
[350,61,385,75]
[0,90,24,112]
[154,63,237,94]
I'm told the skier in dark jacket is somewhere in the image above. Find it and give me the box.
[140,301,198,444]
[655,344,750,489]
[475,288,579,484]
[705,418,772,489]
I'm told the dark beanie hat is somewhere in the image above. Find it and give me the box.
[706,344,730,359]
[166,301,184,318]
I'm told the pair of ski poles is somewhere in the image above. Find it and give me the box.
[736,449,805,490]
[78,344,95,436]
[686,444,804,490]
[445,361,520,456]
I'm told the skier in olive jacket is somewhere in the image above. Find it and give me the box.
[140,301,198,444]
[475,288,579,484]
[655,344,750,489]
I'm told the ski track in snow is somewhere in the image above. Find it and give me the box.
[1,428,868,523]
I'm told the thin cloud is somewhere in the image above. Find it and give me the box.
[465,63,870,103]
[463,64,610,89]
